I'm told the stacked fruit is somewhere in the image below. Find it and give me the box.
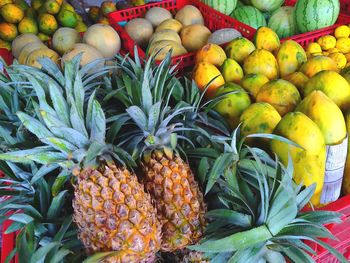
[0,0,88,51]
[193,26,350,206]
[123,4,242,60]
[11,23,121,67]
[203,0,340,39]
[305,25,350,70]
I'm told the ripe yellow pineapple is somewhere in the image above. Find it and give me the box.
[114,53,207,252]
[0,58,162,262]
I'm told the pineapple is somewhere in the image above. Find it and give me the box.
[188,130,348,263]
[112,52,207,252]
[0,57,162,262]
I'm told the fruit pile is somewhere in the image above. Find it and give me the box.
[306,25,350,70]
[193,26,350,206]
[0,0,87,50]
[11,23,121,67]
[203,0,340,39]
[123,4,242,60]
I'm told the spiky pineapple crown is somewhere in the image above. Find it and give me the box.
[0,55,134,171]
[187,129,347,263]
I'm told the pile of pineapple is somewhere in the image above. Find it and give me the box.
[0,52,348,263]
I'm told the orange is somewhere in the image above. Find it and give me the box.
[57,9,78,27]
[0,3,24,23]
[44,0,60,15]
[0,22,18,41]
[101,1,116,16]
[18,17,38,34]
[38,13,58,35]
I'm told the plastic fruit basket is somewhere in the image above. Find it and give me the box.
[0,48,13,68]
[108,0,256,70]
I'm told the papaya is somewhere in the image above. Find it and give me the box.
[254,26,280,53]
[271,112,326,206]
[195,43,227,67]
[214,82,251,129]
[342,112,350,195]
[240,102,281,148]
[283,72,309,94]
[300,55,338,78]
[192,62,225,99]
[276,40,307,77]
[304,70,350,111]
[225,37,255,64]
[220,58,244,84]
[296,90,346,145]
[243,49,279,80]
[240,73,269,100]
[256,79,300,116]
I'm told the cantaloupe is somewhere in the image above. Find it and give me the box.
[83,24,121,58]
[125,18,153,48]
[26,48,59,68]
[148,40,187,60]
[145,7,172,27]
[180,24,211,52]
[52,27,81,55]
[175,5,204,26]
[12,33,41,58]
[62,43,104,68]
[18,42,47,64]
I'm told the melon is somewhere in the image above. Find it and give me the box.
[251,0,284,12]
[295,0,340,33]
[149,29,181,46]
[62,43,104,68]
[207,28,242,45]
[148,40,187,60]
[175,5,204,26]
[52,27,81,55]
[180,24,211,52]
[125,18,153,48]
[203,0,237,15]
[18,42,47,64]
[231,6,266,29]
[12,33,40,59]
[83,24,121,58]
[145,7,172,27]
[26,48,59,68]
[268,6,297,39]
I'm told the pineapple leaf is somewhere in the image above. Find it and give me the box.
[126,106,148,131]
[51,170,71,197]
[84,142,105,167]
[298,211,343,225]
[282,246,314,263]
[206,153,234,194]
[27,152,67,165]
[227,243,265,263]
[4,248,17,263]
[90,100,106,143]
[83,252,121,263]
[3,204,42,219]
[50,249,72,263]
[37,57,64,86]
[106,113,130,143]
[73,71,85,118]
[197,157,209,186]
[29,242,59,263]
[296,184,316,211]
[5,221,24,234]
[70,102,88,137]
[48,81,70,126]
[47,190,68,219]
[206,209,252,227]
[50,127,89,149]
[9,213,34,224]
[0,147,54,163]
[148,102,161,133]
[17,112,53,140]
[85,89,96,133]
[43,137,78,154]
[312,238,348,263]
[276,223,335,239]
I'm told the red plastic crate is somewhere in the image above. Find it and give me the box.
[0,49,13,67]
[108,0,256,70]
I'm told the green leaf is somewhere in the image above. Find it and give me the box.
[296,184,315,211]
[85,89,96,132]
[147,102,161,133]
[228,244,265,263]
[50,248,72,263]
[50,127,89,148]
[48,81,70,126]
[206,153,234,194]
[84,141,105,167]
[197,157,209,186]
[27,152,67,165]
[30,242,59,263]
[90,100,106,143]
[73,71,85,118]
[43,137,78,154]
[31,164,59,184]
[83,252,121,263]
[9,213,34,224]
[70,102,88,137]
[313,238,348,263]
[3,204,42,219]
[298,211,342,225]
[283,246,314,263]
[4,248,17,263]
[47,190,68,219]
[51,170,70,196]
[126,106,147,131]
[5,221,24,234]
[206,209,252,227]
[17,112,53,139]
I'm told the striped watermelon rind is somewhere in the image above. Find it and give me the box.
[203,0,237,16]
[231,6,267,29]
[251,0,285,13]
[268,6,297,39]
[295,0,340,33]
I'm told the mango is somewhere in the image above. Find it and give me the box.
[214,82,251,129]
[254,26,280,53]
[300,55,338,78]
[276,40,307,77]
[220,58,243,84]
[243,49,279,80]
[195,43,227,67]
[296,91,346,145]
[271,112,326,206]
[283,72,309,94]
[240,102,281,148]
[256,79,300,116]
[304,70,350,111]
[225,37,255,64]
[240,73,269,100]
[192,62,225,99]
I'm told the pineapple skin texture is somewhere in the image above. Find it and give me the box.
[142,152,206,252]
[72,162,162,263]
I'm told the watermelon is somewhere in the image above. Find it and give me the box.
[236,0,244,7]
[231,6,267,29]
[251,0,284,12]
[203,0,237,15]
[295,0,340,33]
[268,6,297,39]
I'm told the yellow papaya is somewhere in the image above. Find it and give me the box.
[300,55,338,78]
[195,43,227,67]
[256,79,301,116]
[271,112,326,206]
[296,90,346,145]
[304,70,350,111]
[254,26,280,53]
[243,49,279,80]
[221,58,244,84]
[283,72,309,94]
[276,40,307,77]
[225,37,256,64]
[240,73,269,100]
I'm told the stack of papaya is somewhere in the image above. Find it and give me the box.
[0,0,88,51]
[192,26,350,206]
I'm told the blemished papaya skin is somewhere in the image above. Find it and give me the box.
[254,27,280,53]
[270,112,326,207]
